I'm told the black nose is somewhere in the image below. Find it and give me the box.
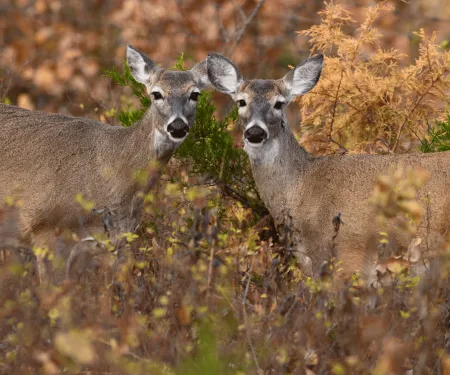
[244,126,267,144]
[167,119,189,139]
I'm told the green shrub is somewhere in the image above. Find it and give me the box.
[104,57,267,217]
[103,63,150,127]
[420,114,450,153]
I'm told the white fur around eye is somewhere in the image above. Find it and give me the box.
[150,86,165,100]
[274,96,286,109]
[188,87,200,102]
[235,94,248,113]
[151,86,164,94]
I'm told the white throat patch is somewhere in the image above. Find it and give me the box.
[244,138,280,165]
[154,129,175,156]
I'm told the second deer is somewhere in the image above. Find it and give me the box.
[0,45,211,283]
[206,53,450,281]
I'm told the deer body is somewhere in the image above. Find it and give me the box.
[0,104,164,238]
[248,129,450,277]
[207,53,450,279]
[0,45,210,282]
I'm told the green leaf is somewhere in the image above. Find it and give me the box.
[420,114,450,153]
[105,56,265,216]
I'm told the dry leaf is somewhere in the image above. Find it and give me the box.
[17,93,34,110]
[304,348,319,367]
[385,258,408,274]
[55,330,95,365]
[176,305,192,326]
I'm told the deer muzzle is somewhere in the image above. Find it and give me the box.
[244,125,267,144]
[167,119,189,140]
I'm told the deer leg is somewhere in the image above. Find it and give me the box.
[66,238,109,283]
[31,229,58,285]
[293,244,314,276]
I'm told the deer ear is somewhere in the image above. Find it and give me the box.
[190,60,212,89]
[126,44,160,87]
[207,53,243,95]
[281,54,323,100]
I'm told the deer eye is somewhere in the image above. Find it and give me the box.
[274,101,284,110]
[237,99,247,107]
[189,92,200,101]
[152,92,163,100]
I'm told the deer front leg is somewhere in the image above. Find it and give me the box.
[31,229,58,285]
[293,243,314,276]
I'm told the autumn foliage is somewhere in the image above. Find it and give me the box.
[299,2,450,155]
[3,1,450,374]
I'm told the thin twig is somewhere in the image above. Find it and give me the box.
[425,192,431,255]
[232,0,247,23]
[214,3,229,43]
[206,241,216,301]
[225,0,265,57]
[392,69,449,152]
[243,256,261,371]
[328,68,349,152]
[0,54,34,102]
[312,90,372,124]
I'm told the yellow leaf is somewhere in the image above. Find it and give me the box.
[152,308,167,318]
[55,330,95,365]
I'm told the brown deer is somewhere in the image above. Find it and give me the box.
[0,45,211,283]
[206,53,450,281]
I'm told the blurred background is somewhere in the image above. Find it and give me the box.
[2,0,450,123]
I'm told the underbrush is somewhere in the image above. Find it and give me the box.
[1,173,450,375]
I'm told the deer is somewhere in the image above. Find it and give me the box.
[0,45,211,284]
[206,52,450,283]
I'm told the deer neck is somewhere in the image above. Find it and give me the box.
[122,108,177,169]
[111,107,178,198]
[245,127,310,220]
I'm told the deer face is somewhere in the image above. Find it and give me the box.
[127,45,210,143]
[206,53,323,150]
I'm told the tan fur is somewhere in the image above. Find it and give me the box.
[0,46,210,283]
[251,133,450,279]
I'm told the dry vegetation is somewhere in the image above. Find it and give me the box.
[3,1,450,374]
[299,2,450,155]
[3,170,450,375]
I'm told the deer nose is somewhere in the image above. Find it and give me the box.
[167,119,189,139]
[244,126,267,144]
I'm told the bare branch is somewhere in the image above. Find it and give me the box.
[242,256,261,371]
[225,0,265,57]
[392,68,450,152]
[214,3,229,44]
[328,68,349,152]
[232,0,247,24]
